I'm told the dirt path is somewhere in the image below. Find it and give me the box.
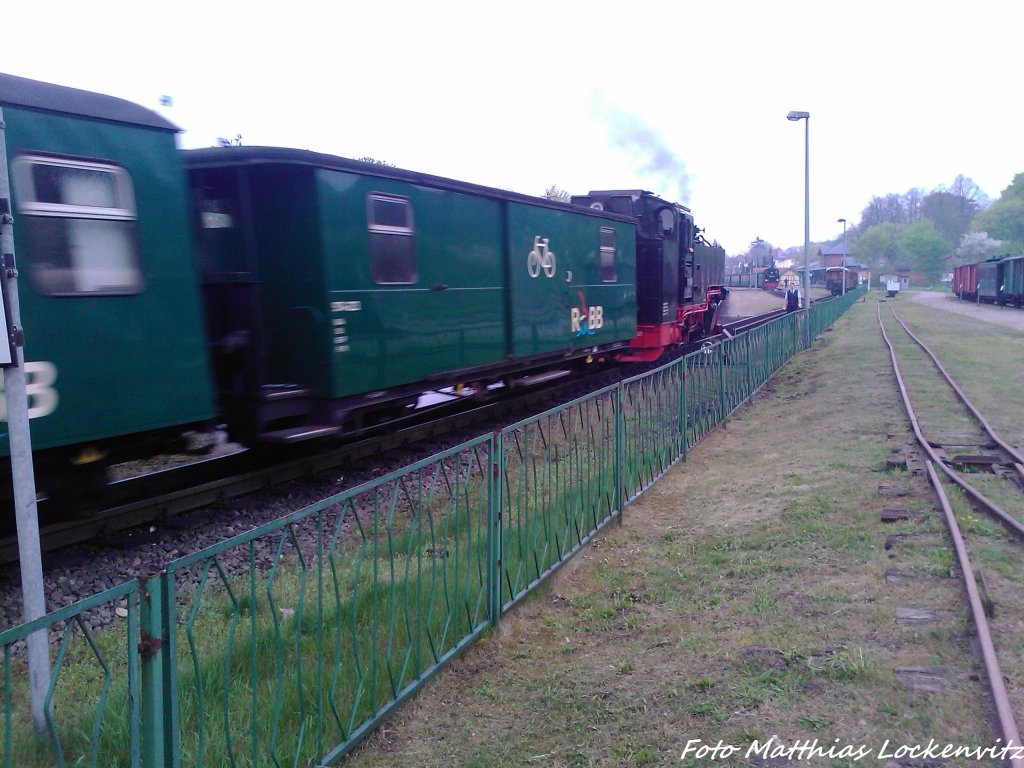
[719,287,831,322]
[718,287,782,321]
[909,289,1024,332]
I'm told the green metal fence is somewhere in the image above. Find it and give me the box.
[0,289,861,768]
[500,386,619,611]
[0,581,142,768]
[164,436,496,768]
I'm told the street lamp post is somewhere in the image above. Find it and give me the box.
[838,217,847,295]
[787,111,810,316]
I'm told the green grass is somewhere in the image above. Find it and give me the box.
[1,295,868,768]
[345,295,1005,766]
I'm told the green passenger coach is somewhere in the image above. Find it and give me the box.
[0,72,216,494]
[184,147,636,443]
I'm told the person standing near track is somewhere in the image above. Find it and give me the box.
[785,286,799,312]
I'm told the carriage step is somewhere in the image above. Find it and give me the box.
[510,369,570,388]
[259,425,340,444]
[261,385,311,402]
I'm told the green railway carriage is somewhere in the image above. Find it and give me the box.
[184,147,636,443]
[1000,254,1024,307]
[977,258,1002,304]
[0,73,216,486]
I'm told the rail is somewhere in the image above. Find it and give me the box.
[0,289,863,767]
[876,300,1023,762]
[884,303,1024,482]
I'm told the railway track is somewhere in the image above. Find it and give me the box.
[879,302,1024,525]
[878,299,1024,760]
[0,306,789,569]
[0,374,597,565]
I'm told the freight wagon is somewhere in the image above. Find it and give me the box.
[952,262,978,301]
[953,255,1024,306]
[824,267,857,295]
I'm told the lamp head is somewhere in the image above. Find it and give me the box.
[787,111,810,121]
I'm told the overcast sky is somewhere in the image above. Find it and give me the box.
[3,0,1021,255]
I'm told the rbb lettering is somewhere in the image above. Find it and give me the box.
[570,306,604,333]
[0,361,59,421]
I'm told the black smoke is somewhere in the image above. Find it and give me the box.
[597,101,691,204]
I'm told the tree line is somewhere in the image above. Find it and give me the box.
[730,172,1024,282]
[544,172,1024,283]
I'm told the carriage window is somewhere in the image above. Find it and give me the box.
[367,193,416,284]
[599,227,617,282]
[9,157,143,296]
[12,156,142,296]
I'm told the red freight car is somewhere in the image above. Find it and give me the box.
[952,263,978,301]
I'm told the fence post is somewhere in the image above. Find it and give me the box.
[139,573,177,768]
[745,334,752,400]
[488,432,502,626]
[615,382,624,525]
[718,343,726,425]
[678,359,688,462]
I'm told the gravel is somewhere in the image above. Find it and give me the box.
[910,289,1024,331]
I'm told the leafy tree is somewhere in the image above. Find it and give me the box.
[739,237,776,268]
[922,175,987,246]
[898,219,950,280]
[954,232,1004,265]
[998,172,1024,201]
[972,197,1024,249]
[356,156,396,167]
[852,222,905,270]
[543,185,572,202]
[922,191,970,245]
[971,173,1024,250]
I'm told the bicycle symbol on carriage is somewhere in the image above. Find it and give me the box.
[527,236,556,278]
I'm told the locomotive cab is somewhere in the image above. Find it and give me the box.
[571,190,725,361]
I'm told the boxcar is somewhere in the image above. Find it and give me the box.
[824,267,857,295]
[952,262,978,301]
[184,147,636,442]
[0,73,216,494]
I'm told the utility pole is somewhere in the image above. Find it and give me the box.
[0,107,51,732]
[838,218,847,295]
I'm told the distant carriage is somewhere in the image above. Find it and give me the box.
[953,254,1024,306]
[1002,255,1024,306]
[824,267,857,296]
[952,262,979,301]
